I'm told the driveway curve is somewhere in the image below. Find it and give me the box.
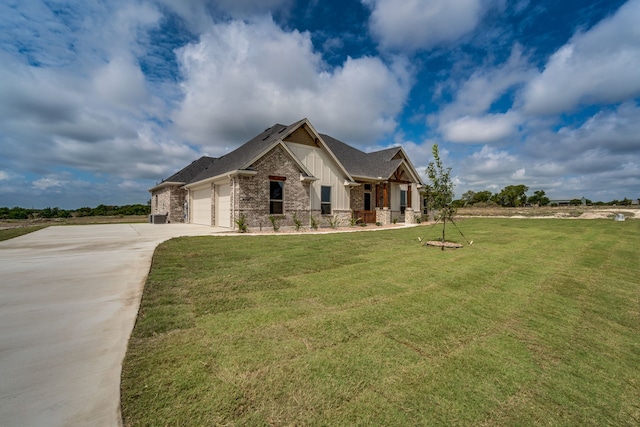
[0,223,219,427]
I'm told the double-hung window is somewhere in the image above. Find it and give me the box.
[269,179,284,215]
[321,186,331,215]
[400,190,407,214]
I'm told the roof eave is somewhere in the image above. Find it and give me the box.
[148,181,186,192]
[185,170,256,188]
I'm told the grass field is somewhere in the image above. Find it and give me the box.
[0,215,149,241]
[121,219,640,426]
[0,225,50,242]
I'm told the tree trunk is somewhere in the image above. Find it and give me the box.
[442,217,446,251]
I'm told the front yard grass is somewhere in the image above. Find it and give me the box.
[122,219,640,426]
[0,225,48,241]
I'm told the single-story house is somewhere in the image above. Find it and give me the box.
[149,118,425,229]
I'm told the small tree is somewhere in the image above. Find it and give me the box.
[426,144,456,247]
[528,189,550,206]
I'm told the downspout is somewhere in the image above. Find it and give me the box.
[232,177,236,230]
[309,183,313,227]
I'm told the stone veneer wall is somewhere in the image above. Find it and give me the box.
[236,145,311,229]
[350,185,364,210]
[376,207,392,225]
[151,185,187,223]
[405,208,417,224]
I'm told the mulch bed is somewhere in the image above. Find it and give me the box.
[424,240,464,248]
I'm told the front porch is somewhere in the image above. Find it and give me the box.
[351,181,420,225]
[353,208,418,225]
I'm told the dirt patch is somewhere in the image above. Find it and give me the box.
[241,223,409,235]
[456,206,639,220]
[424,240,464,248]
[0,215,149,230]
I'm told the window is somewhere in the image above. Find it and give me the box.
[269,180,284,214]
[364,192,371,211]
[321,186,331,215]
[400,190,407,214]
[364,183,372,191]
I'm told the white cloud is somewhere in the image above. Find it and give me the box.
[522,0,640,114]
[93,56,149,108]
[0,171,9,181]
[173,17,412,150]
[363,0,499,52]
[431,45,532,143]
[464,145,520,175]
[525,102,640,164]
[156,0,293,31]
[441,45,533,116]
[32,176,66,191]
[511,167,525,179]
[440,112,520,143]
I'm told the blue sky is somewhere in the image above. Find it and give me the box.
[1,0,639,209]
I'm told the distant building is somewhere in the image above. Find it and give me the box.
[549,197,587,206]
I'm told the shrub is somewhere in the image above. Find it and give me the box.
[235,213,248,233]
[269,215,281,232]
[310,216,319,230]
[292,212,303,231]
[328,215,341,229]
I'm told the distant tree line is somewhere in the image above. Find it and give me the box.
[453,185,637,208]
[0,204,151,220]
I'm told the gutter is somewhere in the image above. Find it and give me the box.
[184,170,257,189]
[148,181,186,192]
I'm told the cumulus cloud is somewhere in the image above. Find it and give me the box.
[156,0,293,31]
[0,1,202,190]
[32,176,66,191]
[522,0,640,114]
[93,56,149,108]
[525,103,640,164]
[451,103,640,198]
[429,45,533,144]
[173,17,412,150]
[441,45,533,117]
[440,112,521,143]
[363,0,498,52]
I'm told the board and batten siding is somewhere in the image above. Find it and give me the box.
[285,142,350,212]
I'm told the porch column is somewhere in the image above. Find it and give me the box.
[383,182,389,208]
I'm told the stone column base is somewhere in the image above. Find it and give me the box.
[405,208,416,224]
[376,207,391,225]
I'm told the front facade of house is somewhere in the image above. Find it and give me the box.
[149,119,425,229]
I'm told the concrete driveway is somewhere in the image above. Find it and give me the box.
[0,223,220,426]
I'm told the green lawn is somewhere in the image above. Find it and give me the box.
[0,225,48,241]
[121,219,640,426]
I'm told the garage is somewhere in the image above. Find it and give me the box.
[216,183,231,228]
[191,186,211,225]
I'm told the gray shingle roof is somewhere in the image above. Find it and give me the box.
[163,156,217,183]
[320,134,403,180]
[188,121,304,183]
[158,119,420,186]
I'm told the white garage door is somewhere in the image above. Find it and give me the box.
[191,186,211,225]
[216,183,231,228]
